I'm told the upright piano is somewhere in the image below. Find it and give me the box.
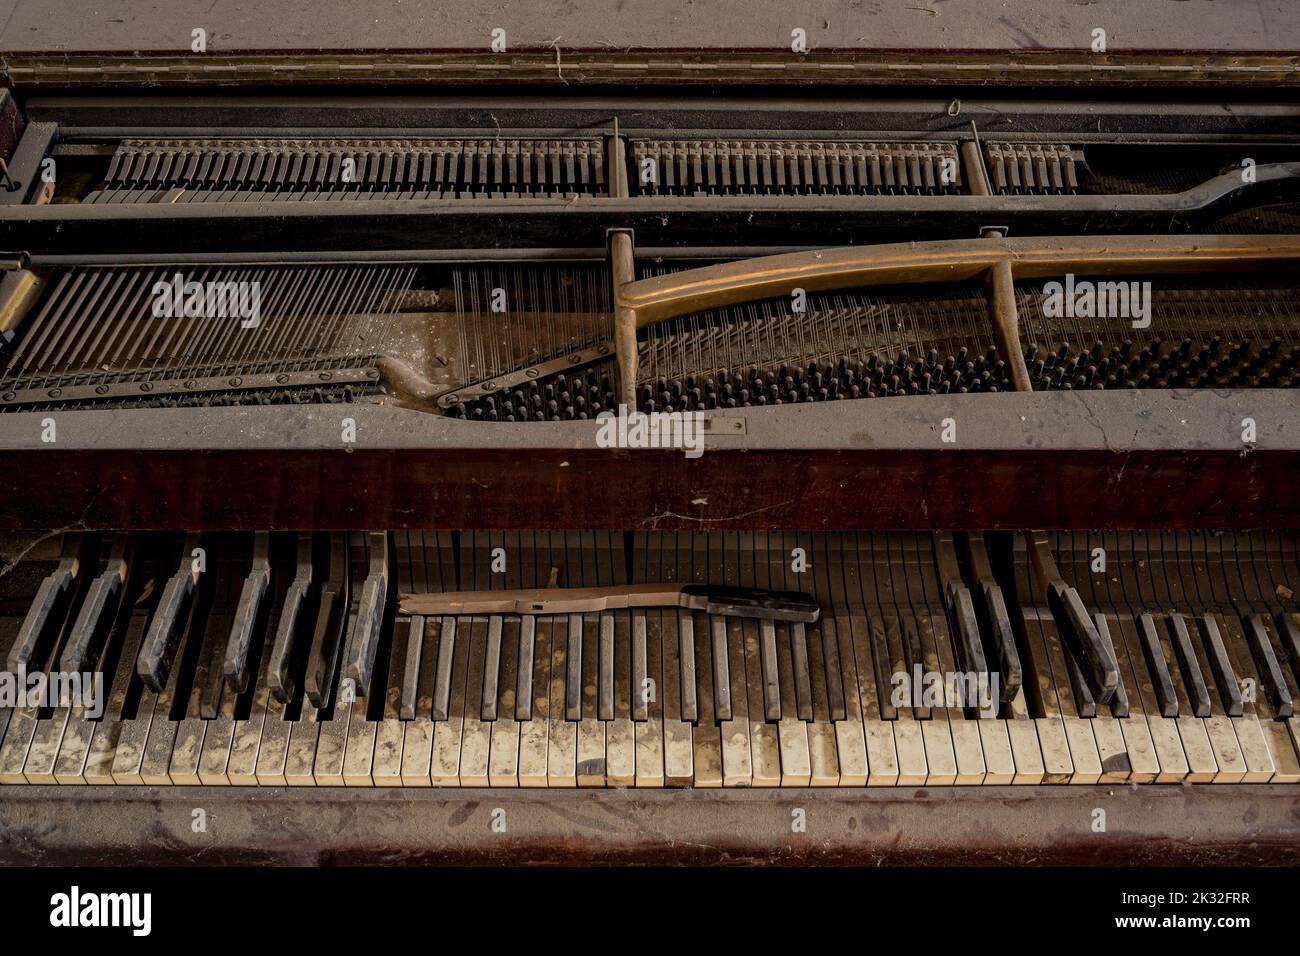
[1,0,1299,864]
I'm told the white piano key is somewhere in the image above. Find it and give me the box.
[546,616,578,787]
[254,698,294,786]
[52,711,95,785]
[714,614,752,788]
[774,619,812,787]
[976,717,1017,785]
[197,713,236,785]
[22,707,74,785]
[927,609,985,786]
[660,609,694,787]
[111,685,169,787]
[999,685,1044,784]
[1024,632,1075,783]
[282,707,321,786]
[879,615,927,786]
[488,616,521,787]
[851,613,899,786]
[227,655,275,786]
[373,660,409,789]
[311,700,352,787]
[1174,715,1219,782]
[633,610,666,788]
[340,681,378,786]
[1039,615,1102,784]
[0,705,43,783]
[1113,616,1187,782]
[400,616,437,785]
[690,612,724,788]
[576,611,606,787]
[518,617,552,787]
[606,610,637,787]
[804,618,841,787]
[826,616,868,787]
[1099,614,1159,783]
[457,618,492,787]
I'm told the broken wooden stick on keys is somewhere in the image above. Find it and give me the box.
[398,583,820,622]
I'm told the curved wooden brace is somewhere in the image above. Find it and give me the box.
[616,234,1300,327]
[609,233,1300,404]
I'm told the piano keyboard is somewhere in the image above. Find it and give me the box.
[1,529,1297,787]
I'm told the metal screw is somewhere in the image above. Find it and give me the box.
[229,377,243,387]
[2,392,15,402]
[138,383,152,393]
[95,385,110,395]
[526,368,539,378]
[319,372,333,381]
[276,374,290,384]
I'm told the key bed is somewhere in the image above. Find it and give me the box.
[2,529,1299,787]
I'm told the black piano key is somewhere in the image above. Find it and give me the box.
[759,618,781,721]
[950,585,989,685]
[1199,615,1243,717]
[791,621,814,721]
[1050,582,1119,705]
[200,606,236,719]
[265,590,305,712]
[515,615,536,721]
[1093,614,1129,718]
[820,618,846,722]
[103,605,151,725]
[431,616,457,721]
[63,534,132,673]
[304,586,346,709]
[496,609,521,711]
[981,581,1022,702]
[867,614,897,720]
[565,613,583,721]
[679,613,698,723]
[223,532,271,695]
[1138,613,1179,717]
[304,535,349,710]
[598,614,615,721]
[631,611,649,722]
[136,563,196,692]
[580,608,601,730]
[1245,613,1293,717]
[463,616,489,731]
[711,617,731,722]
[410,613,440,720]
[62,543,130,677]
[10,534,84,673]
[475,616,499,723]
[341,532,390,697]
[898,616,929,719]
[8,571,66,672]
[9,577,61,672]
[1278,613,1300,687]
[400,615,425,720]
[267,535,314,704]
[1064,649,1097,719]
[481,614,503,721]
[1168,613,1212,717]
